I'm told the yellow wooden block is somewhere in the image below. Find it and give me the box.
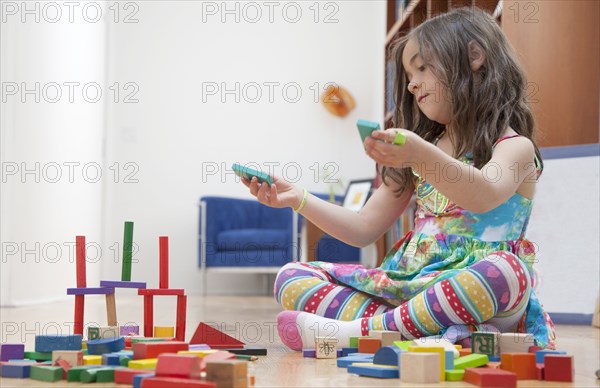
[129,358,158,369]
[153,326,175,338]
[81,341,87,350]
[83,355,102,365]
[408,346,445,381]
[454,344,462,350]
[178,350,220,358]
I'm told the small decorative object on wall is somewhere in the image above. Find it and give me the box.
[321,84,355,117]
[342,179,373,212]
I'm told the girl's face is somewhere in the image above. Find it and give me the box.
[402,38,452,125]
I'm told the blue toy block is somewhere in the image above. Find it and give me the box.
[303,349,315,358]
[103,353,122,366]
[99,280,147,289]
[337,354,374,368]
[133,372,155,388]
[1,363,31,378]
[87,337,125,355]
[348,362,400,378]
[347,352,377,357]
[35,334,83,352]
[341,347,359,357]
[0,344,25,361]
[488,355,501,362]
[535,350,567,364]
[373,346,403,366]
[445,350,455,369]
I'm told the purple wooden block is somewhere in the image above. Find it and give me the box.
[99,280,147,289]
[188,344,211,350]
[303,349,316,358]
[0,344,25,361]
[120,325,140,336]
[337,348,343,357]
[67,287,114,295]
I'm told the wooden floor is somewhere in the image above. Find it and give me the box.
[0,295,599,387]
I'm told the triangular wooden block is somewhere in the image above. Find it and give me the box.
[189,322,245,348]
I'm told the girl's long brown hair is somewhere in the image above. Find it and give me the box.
[382,7,543,194]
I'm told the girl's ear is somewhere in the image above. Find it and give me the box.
[468,40,486,72]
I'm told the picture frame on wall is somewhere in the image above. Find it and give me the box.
[342,179,374,212]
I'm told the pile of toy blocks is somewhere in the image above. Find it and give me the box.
[304,329,574,387]
[0,321,265,387]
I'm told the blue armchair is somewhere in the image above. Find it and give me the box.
[198,196,301,295]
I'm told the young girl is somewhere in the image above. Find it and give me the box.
[243,7,555,350]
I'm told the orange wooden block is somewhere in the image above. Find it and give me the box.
[155,354,202,379]
[133,341,189,360]
[459,348,473,357]
[500,353,536,380]
[464,368,517,387]
[199,351,236,371]
[357,338,381,354]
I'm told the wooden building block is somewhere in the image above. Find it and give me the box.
[315,337,338,359]
[459,348,473,357]
[221,346,267,356]
[190,322,245,349]
[499,333,534,353]
[155,353,202,379]
[357,338,381,354]
[373,346,403,366]
[206,360,248,388]
[445,369,465,381]
[544,355,574,382]
[0,344,25,361]
[129,358,158,369]
[336,355,374,368]
[121,325,140,336]
[29,365,63,382]
[347,362,399,378]
[133,341,189,360]
[66,365,102,382]
[83,355,102,365]
[393,340,413,351]
[536,363,544,380]
[133,373,156,388]
[122,221,134,281]
[412,336,459,358]
[87,337,125,355]
[154,326,175,338]
[500,353,537,379]
[100,280,147,289]
[175,295,187,342]
[114,368,151,385]
[96,367,121,383]
[400,352,441,384]
[67,287,115,295]
[302,349,315,358]
[348,337,359,348]
[408,346,445,381]
[100,326,119,338]
[464,367,517,387]
[199,351,237,371]
[24,351,52,361]
[138,288,185,296]
[454,353,489,369]
[1,363,32,378]
[472,332,501,357]
[368,330,403,347]
[52,350,83,367]
[88,327,100,340]
[141,376,217,387]
[143,295,154,338]
[76,235,86,287]
[35,334,83,352]
[159,236,169,289]
[106,293,117,326]
[534,349,566,364]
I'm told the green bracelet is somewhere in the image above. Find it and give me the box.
[293,188,308,212]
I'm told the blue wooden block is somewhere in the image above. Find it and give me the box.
[99,280,147,289]
[347,352,377,357]
[337,348,342,357]
[348,362,400,378]
[35,335,83,352]
[102,353,122,366]
[341,347,359,357]
[445,350,455,370]
[1,363,31,378]
[488,355,501,362]
[373,346,403,366]
[535,350,566,364]
[67,287,115,295]
[337,354,374,368]
[87,337,125,355]
[303,349,315,358]
[133,372,155,388]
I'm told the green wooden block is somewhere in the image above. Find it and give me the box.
[24,351,52,361]
[120,355,132,366]
[88,326,100,341]
[445,369,465,381]
[67,366,102,382]
[130,337,168,344]
[97,367,121,382]
[81,348,89,355]
[30,365,63,382]
[472,332,500,357]
[393,340,413,351]
[122,221,134,281]
[349,337,359,348]
[453,353,489,369]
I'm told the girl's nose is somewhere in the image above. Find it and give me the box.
[407,81,418,94]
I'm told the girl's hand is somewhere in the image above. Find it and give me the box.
[241,175,303,210]
[364,129,419,168]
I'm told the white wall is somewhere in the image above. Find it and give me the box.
[103,1,387,294]
[0,3,106,305]
[527,155,600,314]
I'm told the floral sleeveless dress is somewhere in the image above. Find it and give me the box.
[308,135,556,349]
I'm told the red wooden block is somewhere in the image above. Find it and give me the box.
[357,338,381,354]
[536,363,544,380]
[464,368,517,388]
[528,345,542,353]
[199,351,236,371]
[114,368,151,385]
[175,295,187,342]
[138,289,185,296]
[156,354,201,379]
[159,236,169,289]
[141,377,216,387]
[74,295,85,336]
[76,236,86,288]
[143,295,154,338]
[133,342,189,360]
[544,355,573,382]
[189,323,244,349]
[500,353,536,380]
